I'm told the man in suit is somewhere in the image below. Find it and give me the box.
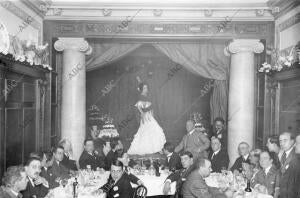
[175,120,210,160]
[182,158,226,198]
[212,117,227,150]
[58,139,78,171]
[163,142,182,172]
[279,131,295,174]
[79,139,105,170]
[251,151,280,197]
[230,142,251,173]
[208,137,229,173]
[39,151,56,189]
[279,132,300,198]
[0,165,28,198]
[98,159,141,198]
[21,157,49,198]
[163,151,194,198]
[50,146,70,188]
[104,140,120,171]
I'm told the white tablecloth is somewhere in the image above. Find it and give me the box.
[46,171,174,197]
[133,173,176,196]
[205,173,273,198]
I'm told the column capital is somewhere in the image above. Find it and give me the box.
[54,37,92,55]
[225,39,264,56]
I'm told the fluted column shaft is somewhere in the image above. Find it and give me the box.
[54,38,92,161]
[225,39,264,165]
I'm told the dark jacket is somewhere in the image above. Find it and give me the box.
[79,150,105,170]
[166,152,182,172]
[280,148,295,174]
[101,172,139,198]
[166,165,194,197]
[104,150,117,171]
[279,154,300,198]
[182,170,225,198]
[40,167,56,189]
[213,128,227,150]
[208,149,229,173]
[251,165,280,196]
[50,161,70,188]
[230,155,251,173]
[21,177,48,198]
[61,153,77,171]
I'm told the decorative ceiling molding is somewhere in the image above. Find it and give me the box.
[0,1,41,31]
[268,0,300,19]
[20,0,52,18]
[44,9,274,21]
[45,20,273,39]
[278,12,300,31]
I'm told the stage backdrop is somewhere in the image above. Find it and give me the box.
[87,44,212,149]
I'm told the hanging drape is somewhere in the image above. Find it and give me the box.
[152,42,229,122]
[86,43,142,71]
[86,41,229,122]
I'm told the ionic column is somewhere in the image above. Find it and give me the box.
[225,39,264,165]
[54,38,92,161]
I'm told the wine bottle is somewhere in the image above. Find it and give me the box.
[244,179,252,192]
[73,177,79,198]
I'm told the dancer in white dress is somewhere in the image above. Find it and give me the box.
[127,83,166,155]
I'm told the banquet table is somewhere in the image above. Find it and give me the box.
[205,172,273,198]
[132,172,176,196]
[45,170,175,198]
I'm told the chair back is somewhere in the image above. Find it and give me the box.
[132,185,147,198]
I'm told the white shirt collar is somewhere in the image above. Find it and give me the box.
[9,188,19,197]
[243,154,249,160]
[28,176,35,187]
[167,153,173,158]
[264,165,272,175]
[285,146,294,157]
[188,129,195,135]
[213,149,221,155]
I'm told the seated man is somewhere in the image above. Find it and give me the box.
[104,140,119,171]
[21,157,49,198]
[251,151,280,198]
[97,159,142,198]
[175,120,210,160]
[182,158,227,198]
[208,137,229,173]
[163,142,182,172]
[230,142,251,173]
[36,151,56,189]
[59,139,78,171]
[51,146,70,188]
[163,151,194,198]
[0,165,28,198]
[117,152,138,170]
[79,139,105,170]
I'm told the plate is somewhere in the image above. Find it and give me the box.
[0,21,10,54]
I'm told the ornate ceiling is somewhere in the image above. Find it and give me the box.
[20,0,294,21]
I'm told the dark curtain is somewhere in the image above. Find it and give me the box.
[87,44,212,149]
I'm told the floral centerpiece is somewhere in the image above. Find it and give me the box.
[0,28,52,70]
[189,112,203,128]
[259,42,300,74]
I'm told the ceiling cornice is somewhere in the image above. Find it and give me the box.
[267,0,300,19]
[20,0,52,18]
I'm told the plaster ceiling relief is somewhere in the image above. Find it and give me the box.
[35,0,276,21]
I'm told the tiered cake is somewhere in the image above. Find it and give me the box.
[98,120,119,139]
